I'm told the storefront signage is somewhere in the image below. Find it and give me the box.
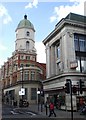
[70,61,78,69]
[19,88,25,95]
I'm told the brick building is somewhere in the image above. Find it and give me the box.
[0,15,46,106]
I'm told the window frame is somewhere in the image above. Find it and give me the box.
[74,33,86,73]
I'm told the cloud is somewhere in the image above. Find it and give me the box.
[25,0,38,9]
[0,43,7,67]
[0,42,7,51]
[33,0,38,8]
[0,4,12,24]
[25,3,33,9]
[50,16,57,23]
[35,41,46,63]
[69,0,85,2]
[50,0,85,23]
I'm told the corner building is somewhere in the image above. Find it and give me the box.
[43,13,86,111]
[1,15,46,106]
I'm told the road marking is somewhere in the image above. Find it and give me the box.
[26,111,36,116]
[10,111,19,114]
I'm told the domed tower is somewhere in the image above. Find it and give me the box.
[15,15,36,53]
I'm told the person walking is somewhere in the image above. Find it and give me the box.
[48,101,56,117]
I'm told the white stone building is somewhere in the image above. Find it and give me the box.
[43,13,86,110]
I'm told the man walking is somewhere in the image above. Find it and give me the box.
[48,101,56,117]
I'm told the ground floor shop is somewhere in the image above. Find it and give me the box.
[2,80,43,107]
[43,73,86,111]
[44,89,86,111]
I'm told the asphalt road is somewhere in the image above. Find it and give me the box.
[1,118,86,120]
[1,104,86,120]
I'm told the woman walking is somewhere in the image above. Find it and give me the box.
[48,101,56,117]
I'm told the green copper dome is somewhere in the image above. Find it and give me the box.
[16,15,35,31]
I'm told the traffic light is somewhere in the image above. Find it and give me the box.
[72,86,77,94]
[65,79,71,94]
[79,79,84,94]
[41,90,44,97]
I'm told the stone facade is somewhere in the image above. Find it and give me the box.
[43,13,86,111]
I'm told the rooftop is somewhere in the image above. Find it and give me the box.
[16,15,35,31]
[55,12,86,27]
[43,13,86,45]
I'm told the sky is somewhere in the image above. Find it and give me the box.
[0,0,86,67]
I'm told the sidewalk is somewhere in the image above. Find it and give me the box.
[14,104,86,119]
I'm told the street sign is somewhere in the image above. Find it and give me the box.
[19,88,25,95]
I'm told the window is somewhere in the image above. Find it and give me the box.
[24,71,29,80]
[31,88,37,100]
[56,42,60,59]
[79,39,86,52]
[57,46,60,58]
[74,34,86,52]
[20,64,23,67]
[31,65,34,67]
[26,56,30,60]
[74,34,86,73]
[26,41,29,50]
[74,37,79,51]
[20,55,24,60]
[76,56,86,73]
[36,70,40,80]
[31,71,35,80]
[26,31,30,36]
[26,64,30,67]
[56,63,60,74]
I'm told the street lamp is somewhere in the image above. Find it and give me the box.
[21,66,23,88]
[37,89,40,111]
[21,66,23,101]
[37,88,44,112]
[19,65,25,107]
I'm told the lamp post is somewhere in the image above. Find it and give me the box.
[37,90,40,111]
[21,66,23,102]
[20,65,25,107]
[37,88,44,112]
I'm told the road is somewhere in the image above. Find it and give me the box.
[1,104,86,120]
[2,104,40,119]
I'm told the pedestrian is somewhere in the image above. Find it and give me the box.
[48,101,56,117]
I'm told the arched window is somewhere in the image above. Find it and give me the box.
[31,71,35,80]
[24,71,29,80]
[26,31,30,36]
[26,41,29,50]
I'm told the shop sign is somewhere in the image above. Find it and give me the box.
[19,88,25,95]
[70,61,78,69]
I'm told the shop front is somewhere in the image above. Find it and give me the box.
[44,88,65,110]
